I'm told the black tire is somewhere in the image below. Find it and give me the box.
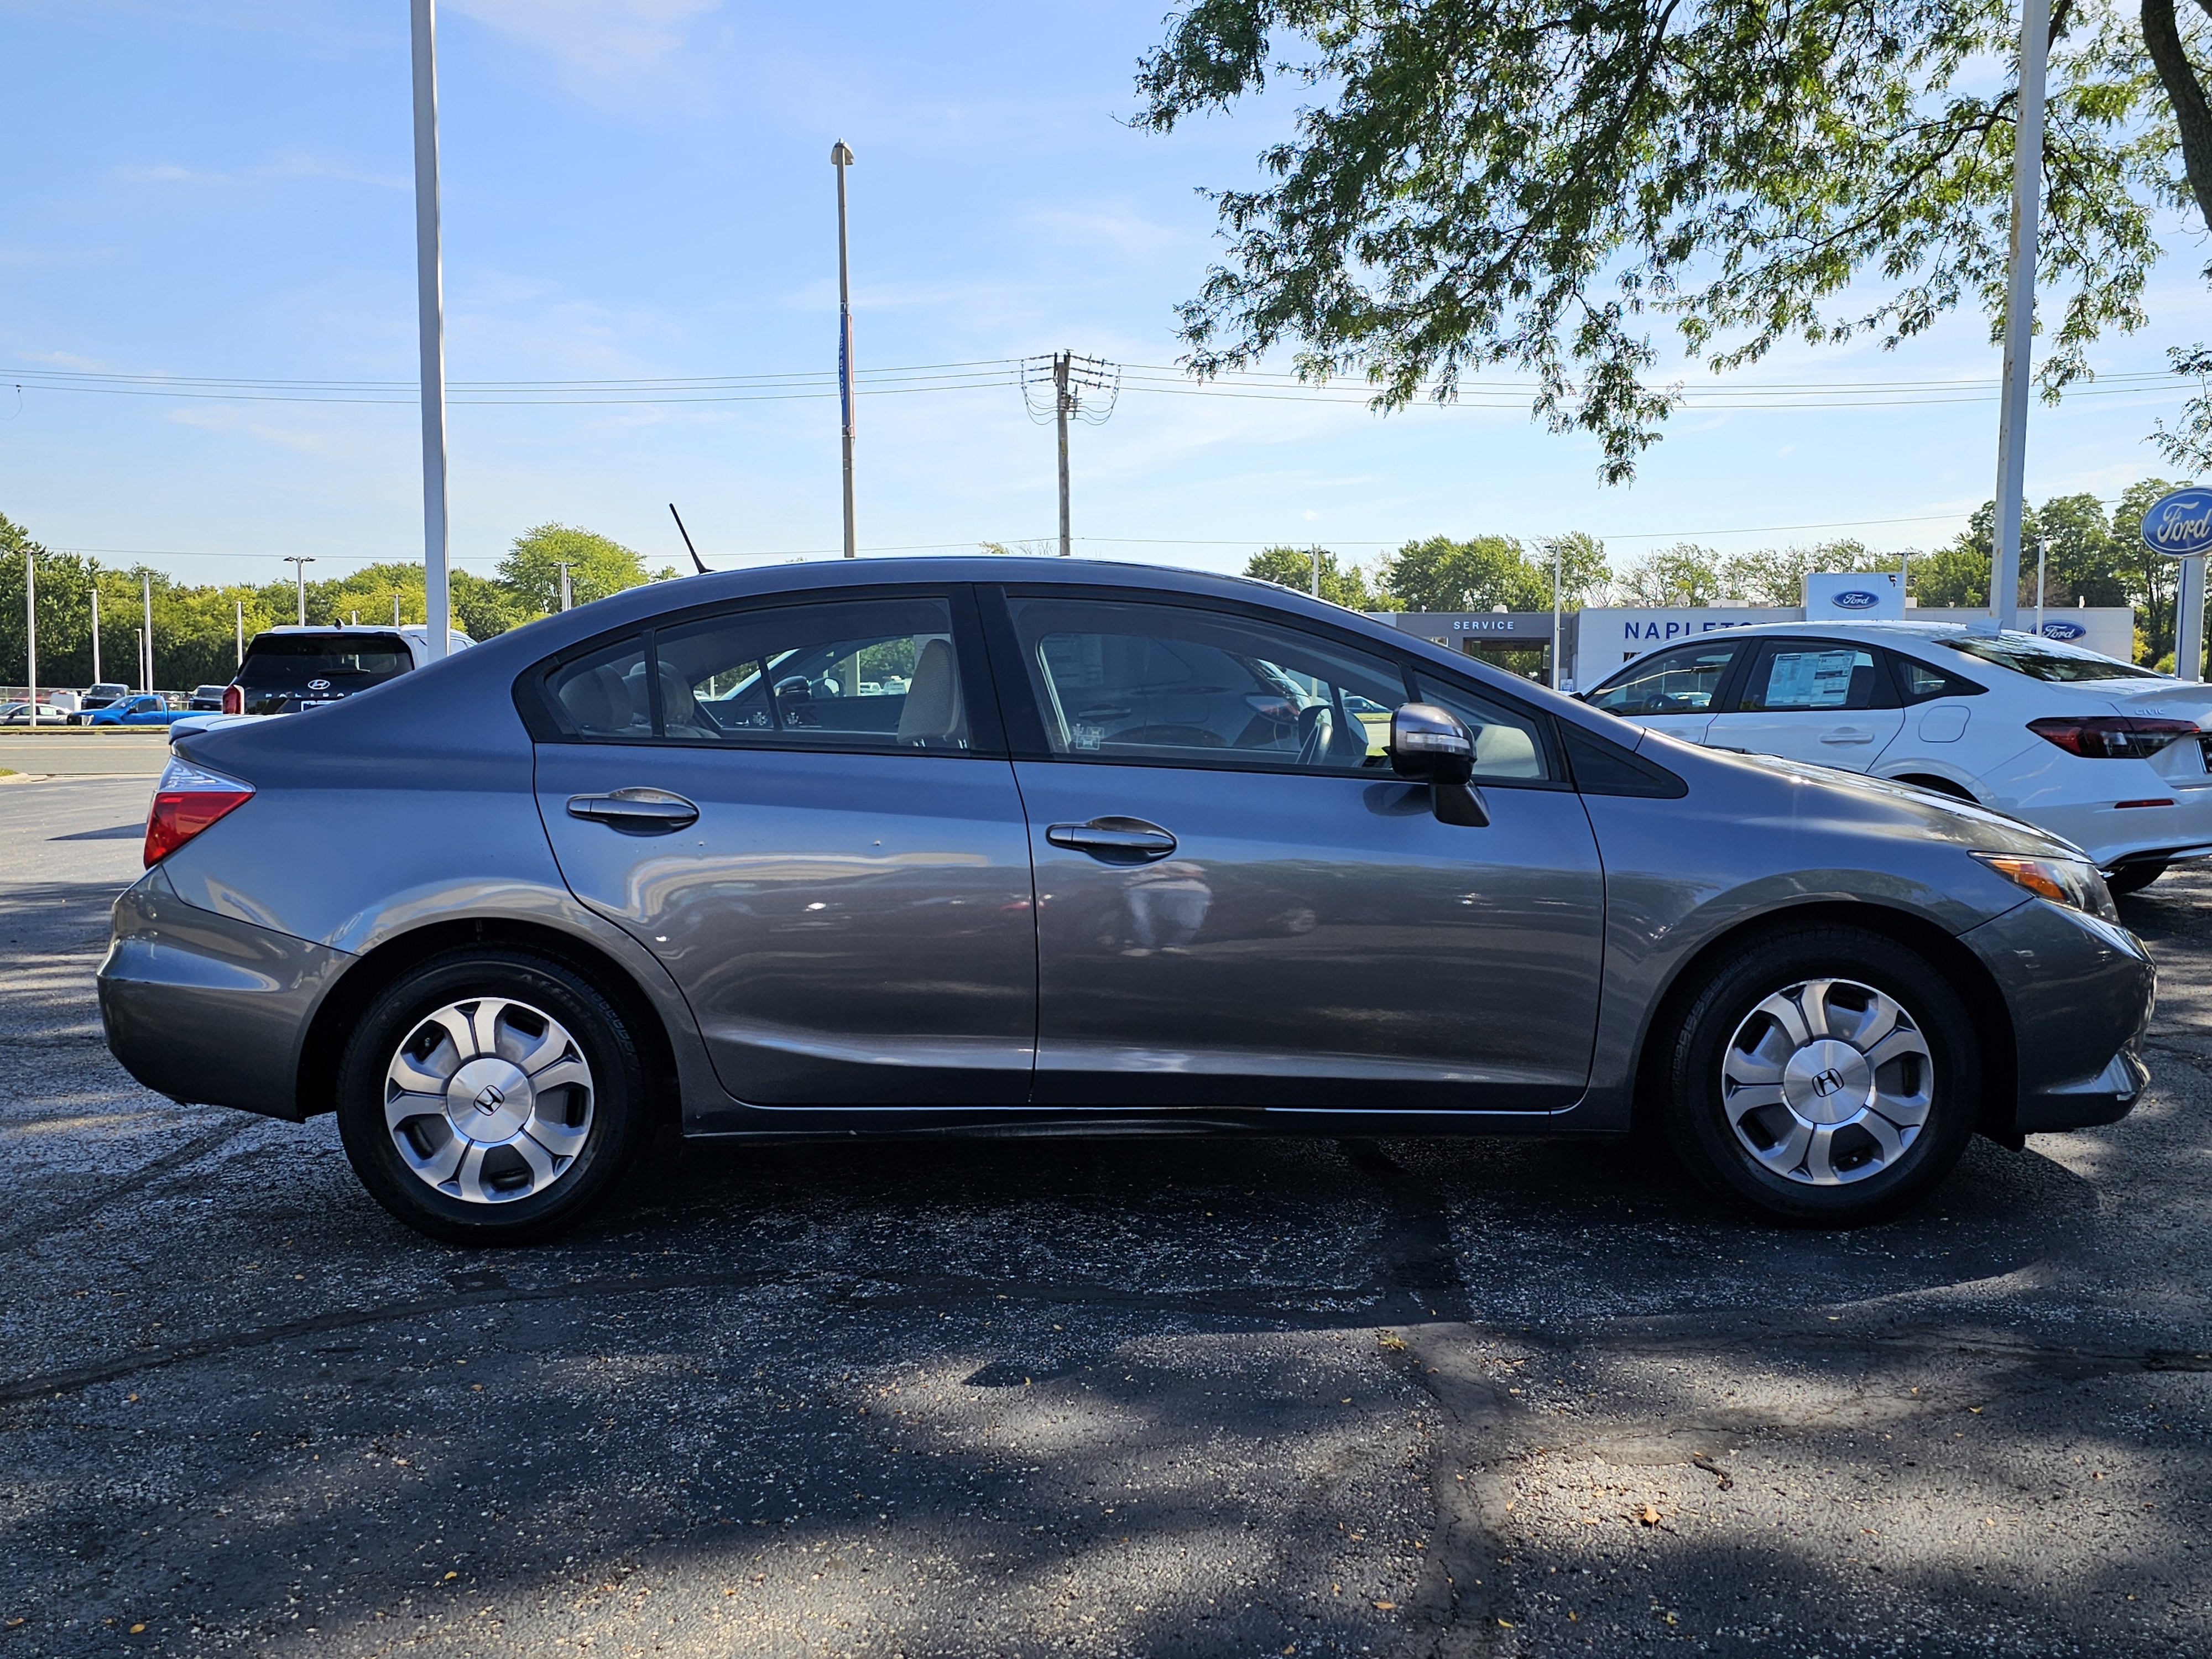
[335,950,651,1245]
[2105,860,2167,897]
[1663,927,1980,1227]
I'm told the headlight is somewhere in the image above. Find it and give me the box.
[1971,852,2119,924]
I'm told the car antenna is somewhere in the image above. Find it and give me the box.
[668,503,710,575]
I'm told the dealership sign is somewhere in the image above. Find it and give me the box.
[2039,619,2086,641]
[1804,570,1905,619]
[2138,486,2212,557]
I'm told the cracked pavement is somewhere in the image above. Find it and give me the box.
[2,774,2207,1656]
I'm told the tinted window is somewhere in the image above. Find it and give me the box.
[1736,643,1883,712]
[1411,672,1553,782]
[1584,641,1743,716]
[655,597,971,752]
[1940,635,2158,682]
[549,637,653,740]
[1006,596,1406,771]
[1889,654,1986,704]
[237,632,411,691]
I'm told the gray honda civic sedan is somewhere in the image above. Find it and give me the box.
[99,558,2154,1243]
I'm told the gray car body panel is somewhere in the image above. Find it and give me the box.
[101,556,2151,1139]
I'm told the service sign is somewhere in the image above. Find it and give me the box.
[2138,486,2212,558]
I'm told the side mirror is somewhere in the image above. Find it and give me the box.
[1389,703,1488,827]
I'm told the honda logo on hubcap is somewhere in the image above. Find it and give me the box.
[474,1084,506,1110]
[1810,1067,1847,1097]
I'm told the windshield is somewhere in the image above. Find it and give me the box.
[238,633,411,691]
[1940,635,2159,684]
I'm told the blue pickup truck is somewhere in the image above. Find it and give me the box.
[85,694,190,728]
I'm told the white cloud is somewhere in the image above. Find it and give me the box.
[445,0,719,82]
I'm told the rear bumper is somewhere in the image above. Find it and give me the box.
[1960,898,2155,1135]
[97,866,351,1121]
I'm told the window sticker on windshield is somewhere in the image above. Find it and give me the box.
[1766,650,1858,709]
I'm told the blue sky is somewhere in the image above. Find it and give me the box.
[4,0,2211,590]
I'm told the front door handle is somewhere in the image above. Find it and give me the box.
[567,787,700,832]
[1045,816,1178,862]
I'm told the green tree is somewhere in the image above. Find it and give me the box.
[2110,477,2191,664]
[1133,2,2186,483]
[1532,531,1611,611]
[499,524,670,615]
[1243,545,1383,608]
[1613,544,1725,607]
[1380,535,1548,612]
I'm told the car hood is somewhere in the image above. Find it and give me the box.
[1630,724,2091,860]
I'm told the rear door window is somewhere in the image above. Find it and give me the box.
[1735,641,1888,712]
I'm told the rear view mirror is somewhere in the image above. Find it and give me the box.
[1388,703,1488,827]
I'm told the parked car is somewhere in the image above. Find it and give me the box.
[187,684,232,712]
[215,625,473,718]
[84,694,189,728]
[0,700,73,726]
[66,682,132,724]
[101,560,2153,1245]
[1580,620,2212,894]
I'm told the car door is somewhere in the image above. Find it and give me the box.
[982,587,1605,1111]
[1579,638,1750,745]
[1702,638,1903,770]
[531,587,1037,1107]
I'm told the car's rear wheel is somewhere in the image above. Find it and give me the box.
[2105,860,2168,896]
[1663,928,1979,1227]
[335,950,650,1245]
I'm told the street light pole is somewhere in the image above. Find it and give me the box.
[556,561,573,612]
[235,599,244,665]
[832,140,858,559]
[91,585,101,685]
[1990,0,2051,632]
[2034,537,2048,639]
[285,556,315,625]
[411,0,452,654]
[141,574,154,693]
[1551,538,1564,690]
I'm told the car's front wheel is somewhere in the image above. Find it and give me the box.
[335,950,650,1245]
[1663,928,1980,1227]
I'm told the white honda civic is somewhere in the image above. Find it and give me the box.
[1580,620,2212,894]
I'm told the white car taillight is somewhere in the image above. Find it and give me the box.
[144,757,254,868]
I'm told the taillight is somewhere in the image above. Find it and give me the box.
[144,758,254,867]
[2026,716,2199,759]
[222,685,243,715]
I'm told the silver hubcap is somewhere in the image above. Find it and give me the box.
[1721,978,1933,1186]
[384,998,594,1204]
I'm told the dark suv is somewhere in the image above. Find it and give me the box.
[221,626,472,716]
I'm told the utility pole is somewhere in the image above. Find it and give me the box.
[141,574,154,693]
[1310,545,1322,598]
[411,0,452,654]
[23,550,35,724]
[90,584,101,685]
[285,556,315,625]
[1990,0,2051,632]
[556,561,573,611]
[1551,538,1564,690]
[1021,352,1121,557]
[832,139,858,559]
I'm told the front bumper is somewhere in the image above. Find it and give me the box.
[1960,896,2155,1135]
[97,865,353,1121]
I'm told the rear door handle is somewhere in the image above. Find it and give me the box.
[1045,817,1178,862]
[567,787,700,832]
[1820,729,1875,745]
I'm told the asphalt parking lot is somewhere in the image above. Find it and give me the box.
[3,773,2208,1658]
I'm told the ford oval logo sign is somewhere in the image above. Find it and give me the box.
[2039,620,2086,641]
[1831,589,1880,610]
[2139,485,2212,557]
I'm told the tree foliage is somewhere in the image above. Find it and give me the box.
[1243,544,1388,607]
[1135,0,2198,482]
[499,524,671,616]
